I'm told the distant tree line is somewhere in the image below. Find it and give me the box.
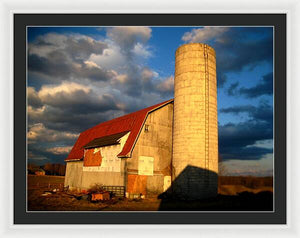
[218,176,273,188]
[28,163,66,176]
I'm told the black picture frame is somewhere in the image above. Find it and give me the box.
[14,14,286,224]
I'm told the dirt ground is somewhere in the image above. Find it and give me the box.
[27,175,273,211]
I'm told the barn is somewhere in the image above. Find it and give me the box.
[65,43,219,200]
[64,99,174,197]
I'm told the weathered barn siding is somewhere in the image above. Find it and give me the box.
[126,103,173,196]
[81,159,126,189]
[64,161,83,190]
[65,133,129,190]
[65,159,126,190]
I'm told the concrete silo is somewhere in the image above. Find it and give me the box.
[172,43,218,200]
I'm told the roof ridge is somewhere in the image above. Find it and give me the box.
[82,98,173,134]
[65,98,174,161]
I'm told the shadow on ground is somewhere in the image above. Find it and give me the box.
[158,165,273,211]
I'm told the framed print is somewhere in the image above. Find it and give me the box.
[13,13,286,225]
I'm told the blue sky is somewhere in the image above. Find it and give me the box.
[27,26,273,176]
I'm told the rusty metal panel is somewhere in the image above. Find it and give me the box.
[83,148,102,167]
[127,174,147,195]
[91,192,110,201]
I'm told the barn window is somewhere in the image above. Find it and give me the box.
[138,156,154,175]
[144,124,149,132]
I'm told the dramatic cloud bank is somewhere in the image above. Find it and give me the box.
[219,102,273,160]
[27,26,273,176]
[182,27,273,88]
[27,27,174,164]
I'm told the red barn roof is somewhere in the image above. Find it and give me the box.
[65,99,173,161]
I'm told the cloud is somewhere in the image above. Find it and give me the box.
[28,33,113,83]
[27,81,126,135]
[182,27,273,87]
[221,156,273,176]
[28,52,72,78]
[132,42,152,58]
[113,73,128,84]
[227,82,239,96]
[38,81,90,96]
[239,72,273,98]
[46,146,72,155]
[106,27,152,51]
[29,105,119,134]
[182,27,229,43]
[27,123,78,143]
[220,101,273,122]
[141,67,157,80]
[220,105,255,115]
[156,76,174,95]
[215,31,273,88]
[88,45,127,71]
[218,36,273,72]
[250,139,273,149]
[105,65,170,99]
[28,52,114,82]
[37,82,120,114]
[219,121,273,160]
[27,87,43,108]
[79,61,116,81]
[28,146,71,165]
[29,33,107,61]
[225,73,273,98]
[89,28,157,101]
[219,102,273,160]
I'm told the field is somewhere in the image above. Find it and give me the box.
[27,175,273,211]
[28,174,65,189]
